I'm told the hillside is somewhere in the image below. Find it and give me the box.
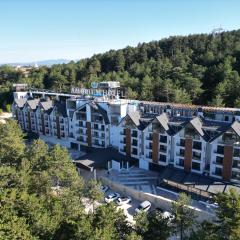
[1,29,240,108]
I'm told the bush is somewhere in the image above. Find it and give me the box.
[5,104,11,112]
[0,109,2,115]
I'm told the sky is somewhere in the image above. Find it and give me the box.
[0,0,240,64]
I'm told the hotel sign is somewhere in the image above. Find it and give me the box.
[71,87,125,98]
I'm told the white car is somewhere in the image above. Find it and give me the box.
[104,192,120,203]
[135,201,151,213]
[100,185,109,193]
[116,196,132,205]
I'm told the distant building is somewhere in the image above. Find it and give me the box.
[12,83,240,184]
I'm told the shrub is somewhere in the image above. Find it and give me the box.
[5,104,11,112]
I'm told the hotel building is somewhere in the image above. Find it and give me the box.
[12,87,240,184]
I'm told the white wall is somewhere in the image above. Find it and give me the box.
[109,125,120,148]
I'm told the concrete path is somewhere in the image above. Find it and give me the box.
[107,167,159,195]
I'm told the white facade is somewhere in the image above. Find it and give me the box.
[12,90,240,184]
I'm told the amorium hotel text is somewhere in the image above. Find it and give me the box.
[12,85,240,184]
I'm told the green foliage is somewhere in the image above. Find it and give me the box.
[5,104,11,112]
[0,109,2,115]
[2,30,240,106]
[1,121,240,239]
[190,189,240,240]
[0,121,139,239]
[134,210,171,240]
[0,119,25,166]
[84,179,103,212]
[214,189,240,239]
[171,193,196,240]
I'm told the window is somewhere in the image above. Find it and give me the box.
[132,130,138,138]
[224,116,229,122]
[132,139,138,146]
[178,158,184,167]
[215,167,222,176]
[179,149,185,157]
[160,135,167,143]
[180,139,185,146]
[216,156,223,165]
[232,171,240,181]
[192,151,201,160]
[234,148,240,157]
[192,162,200,171]
[193,141,202,150]
[160,145,167,152]
[147,133,152,140]
[159,154,166,162]
[132,148,138,155]
[217,145,224,155]
[232,160,239,168]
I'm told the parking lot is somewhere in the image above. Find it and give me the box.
[103,187,143,223]
[82,185,151,223]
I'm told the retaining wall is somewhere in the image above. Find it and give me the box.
[99,176,216,222]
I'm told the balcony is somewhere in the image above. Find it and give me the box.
[176,152,185,157]
[77,137,86,143]
[77,130,87,135]
[145,154,152,159]
[120,130,126,135]
[120,148,126,153]
[146,145,152,150]
[131,151,138,156]
[131,131,138,138]
[177,139,185,147]
[132,138,138,146]
[93,142,105,147]
[214,149,224,155]
[193,141,202,151]
[69,133,75,138]
[159,135,167,143]
[146,136,152,141]
[76,121,86,128]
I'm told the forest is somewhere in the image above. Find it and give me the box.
[1,29,240,108]
[1,120,240,240]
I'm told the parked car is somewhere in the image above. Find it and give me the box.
[100,185,109,193]
[162,211,172,219]
[116,196,132,205]
[104,192,120,203]
[135,201,151,213]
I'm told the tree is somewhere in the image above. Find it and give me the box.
[114,50,125,72]
[171,193,196,240]
[84,179,103,212]
[141,75,153,100]
[189,221,217,240]
[49,73,68,92]
[210,94,224,107]
[0,119,25,166]
[91,204,132,240]
[134,210,171,240]
[0,208,35,240]
[214,189,240,240]
[173,88,191,104]
[234,97,240,108]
